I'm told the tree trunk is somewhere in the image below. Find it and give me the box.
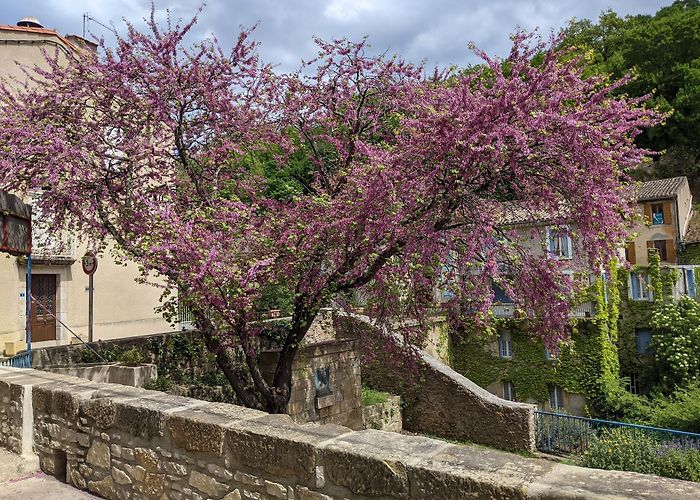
[193,305,318,414]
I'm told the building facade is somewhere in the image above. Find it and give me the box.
[0,18,174,356]
[448,176,699,415]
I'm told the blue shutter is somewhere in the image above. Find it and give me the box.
[630,272,640,299]
[548,230,554,253]
[687,269,696,297]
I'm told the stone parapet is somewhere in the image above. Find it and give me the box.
[1,367,700,499]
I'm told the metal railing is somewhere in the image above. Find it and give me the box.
[492,301,594,319]
[535,410,700,455]
[178,300,195,331]
[0,351,31,368]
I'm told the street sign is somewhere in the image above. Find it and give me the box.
[0,190,32,256]
[82,251,98,275]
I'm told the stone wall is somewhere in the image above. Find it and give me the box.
[0,371,25,453]
[3,367,700,499]
[261,340,362,429]
[31,329,362,429]
[337,315,536,452]
[361,395,402,432]
[41,363,157,388]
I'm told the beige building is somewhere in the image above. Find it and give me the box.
[625,176,694,266]
[0,18,174,355]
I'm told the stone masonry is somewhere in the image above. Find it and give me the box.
[3,366,700,499]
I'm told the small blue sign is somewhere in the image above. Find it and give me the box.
[652,212,664,225]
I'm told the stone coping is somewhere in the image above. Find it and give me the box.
[2,366,700,499]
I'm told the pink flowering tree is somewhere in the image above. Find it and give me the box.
[0,12,660,412]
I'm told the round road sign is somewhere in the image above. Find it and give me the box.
[82,251,98,275]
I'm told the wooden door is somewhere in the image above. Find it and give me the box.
[30,274,57,342]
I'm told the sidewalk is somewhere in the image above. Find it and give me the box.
[0,449,96,499]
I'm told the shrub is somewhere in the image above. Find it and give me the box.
[119,347,146,367]
[648,384,700,433]
[578,427,700,482]
[362,386,389,406]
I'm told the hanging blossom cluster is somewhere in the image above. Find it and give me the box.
[0,10,661,410]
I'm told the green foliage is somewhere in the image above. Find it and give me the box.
[451,269,622,412]
[578,427,700,482]
[648,384,700,433]
[361,386,390,406]
[119,347,145,366]
[651,296,700,387]
[563,1,700,190]
[680,242,700,265]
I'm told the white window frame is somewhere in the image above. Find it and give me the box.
[547,227,573,260]
[549,385,564,410]
[502,381,515,401]
[629,271,653,301]
[498,330,513,358]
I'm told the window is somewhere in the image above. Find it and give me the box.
[625,373,639,395]
[684,268,697,297]
[651,203,664,225]
[652,240,668,262]
[498,330,513,358]
[629,271,652,301]
[635,328,652,354]
[502,381,516,401]
[548,228,573,259]
[492,282,513,303]
[549,385,564,410]
[545,346,557,360]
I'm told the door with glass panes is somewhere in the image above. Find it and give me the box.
[30,274,57,341]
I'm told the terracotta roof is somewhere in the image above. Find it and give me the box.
[496,201,567,226]
[636,176,687,202]
[0,24,80,53]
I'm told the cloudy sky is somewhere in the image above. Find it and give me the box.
[4,1,670,71]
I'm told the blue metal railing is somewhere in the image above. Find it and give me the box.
[0,351,31,368]
[535,410,700,454]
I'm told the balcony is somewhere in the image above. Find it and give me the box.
[31,227,76,264]
[493,301,595,319]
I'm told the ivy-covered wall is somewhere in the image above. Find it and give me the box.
[617,250,679,394]
[450,250,695,418]
[450,267,621,415]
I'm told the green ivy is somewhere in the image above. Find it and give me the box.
[451,265,624,415]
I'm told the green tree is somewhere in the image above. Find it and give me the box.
[564,1,700,190]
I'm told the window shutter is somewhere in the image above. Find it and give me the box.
[547,229,554,253]
[644,204,652,224]
[627,241,636,265]
[663,202,673,226]
[687,269,696,297]
[630,272,640,299]
[667,239,676,263]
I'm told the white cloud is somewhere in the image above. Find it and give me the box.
[323,0,378,21]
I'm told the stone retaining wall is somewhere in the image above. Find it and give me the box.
[361,395,402,432]
[0,372,25,454]
[2,367,700,499]
[338,315,536,452]
[41,363,157,388]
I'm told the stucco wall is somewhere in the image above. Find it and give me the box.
[0,27,173,352]
[2,367,700,499]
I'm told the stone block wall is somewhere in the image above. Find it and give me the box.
[3,367,700,499]
[261,340,362,429]
[0,373,24,453]
[41,363,157,388]
[361,395,402,432]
